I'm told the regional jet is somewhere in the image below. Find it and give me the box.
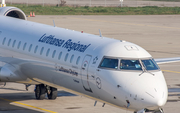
[0,6,180,113]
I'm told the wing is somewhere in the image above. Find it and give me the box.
[0,56,54,85]
[155,57,180,64]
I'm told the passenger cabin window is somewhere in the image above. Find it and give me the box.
[17,41,21,49]
[46,48,50,56]
[58,52,62,60]
[52,50,56,58]
[23,43,27,50]
[64,53,69,61]
[70,55,74,63]
[8,39,11,46]
[40,47,44,55]
[12,40,16,47]
[29,44,32,52]
[100,58,118,69]
[2,37,6,45]
[76,56,80,65]
[34,46,38,53]
[120,60,142,70]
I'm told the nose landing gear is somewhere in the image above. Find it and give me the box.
[153,108,164,113]
[134,109,145,113]
[134,108,164,113]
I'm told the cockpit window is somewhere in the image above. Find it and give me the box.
[100,58,118,69]
[99,57,159,71]
[141,59,159,70]
[120,59,159,71]
[120,60,142,70]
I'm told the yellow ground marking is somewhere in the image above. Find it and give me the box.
[162,70,180,74]
[0,98,57,113]
[71,17,180,30]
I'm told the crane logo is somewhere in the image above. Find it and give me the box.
[96,77,102,89]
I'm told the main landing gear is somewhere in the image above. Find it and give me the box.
[35,84,57,100]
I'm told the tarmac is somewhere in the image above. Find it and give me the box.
[0,15,180,113]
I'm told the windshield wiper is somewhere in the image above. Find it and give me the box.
[139,60,154,76]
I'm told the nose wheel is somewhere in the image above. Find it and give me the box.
[153,108,164,113]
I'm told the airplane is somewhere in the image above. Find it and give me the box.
[0,5,180,113]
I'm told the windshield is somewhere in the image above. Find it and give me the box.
[141,59,159,70]
[120,60,142,70]
[100,58,118,69]
[99,57,159,71]
[120,59,159,71]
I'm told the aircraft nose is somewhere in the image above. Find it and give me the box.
[119,71,167,110]
[153,90,167,107]
[143,88,167,110]
[144,91,166,105]
[125,71,168,110]
[141,72,168,108]
[157,99,165,107]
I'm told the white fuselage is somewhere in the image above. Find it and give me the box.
[0,15,168,111]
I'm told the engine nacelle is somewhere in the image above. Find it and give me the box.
[0,6,27,20]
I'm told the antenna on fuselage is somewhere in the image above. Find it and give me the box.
[1,0,6,7]
[53,20,56,27]
[99,29,103,38]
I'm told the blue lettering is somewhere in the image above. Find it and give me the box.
[38,34,46,42]
[38,34,91,53]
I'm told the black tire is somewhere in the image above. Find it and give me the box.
[47,87,57,100]
[35,84,46,100]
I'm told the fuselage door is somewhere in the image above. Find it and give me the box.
[81,55,93,93]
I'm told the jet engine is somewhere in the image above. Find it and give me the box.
[0,6,27,20]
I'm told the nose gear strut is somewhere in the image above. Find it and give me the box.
[134,108,164,113]
[134,109,145,113]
